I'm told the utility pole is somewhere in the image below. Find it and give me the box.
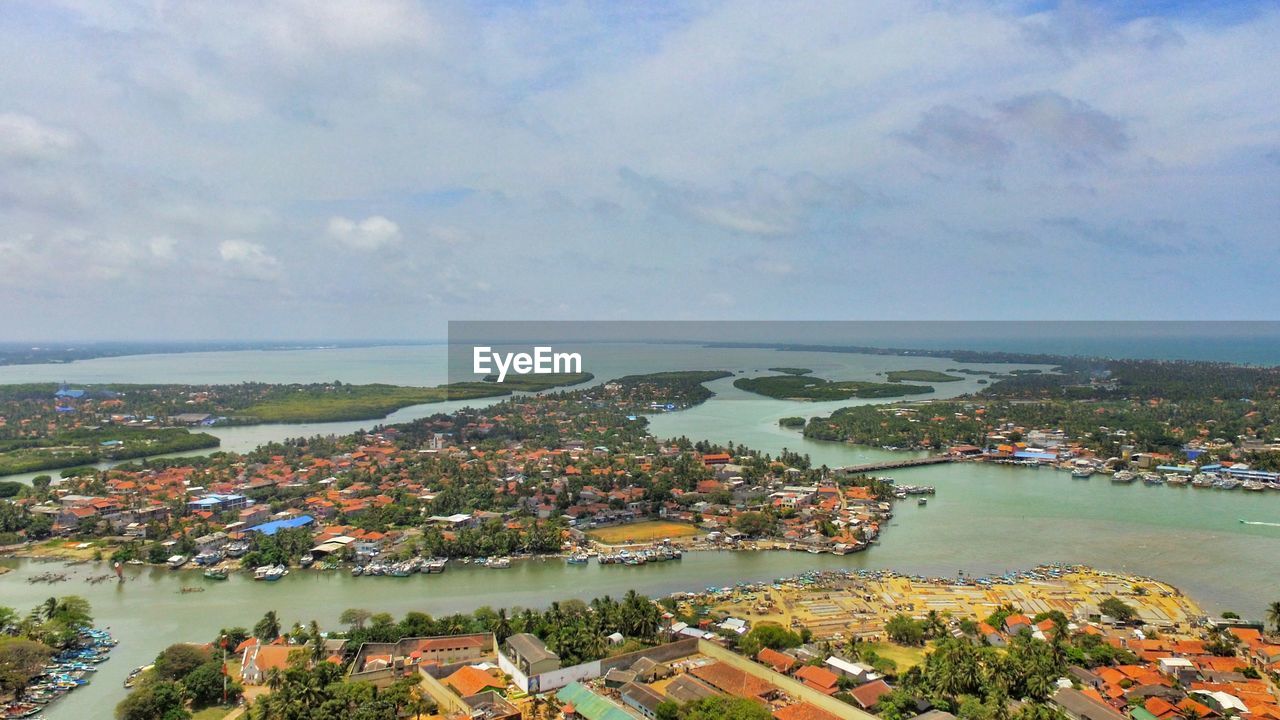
[221,633,228,705]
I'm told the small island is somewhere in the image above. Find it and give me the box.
[767,367,812,375]
[734,374,935,400]
[778,416,807,428]
[884,369,964,383]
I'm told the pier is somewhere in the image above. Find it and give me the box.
[835,455,955,474]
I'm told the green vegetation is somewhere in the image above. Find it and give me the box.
[778,416,806,428]
[737,623,802,657]
[885,369,964,383]
[0,427,219,476]
[1098,596,1137,622]
[878,635,1065,720]
[0,596,95,701]
[599,371,734,411]
[734,374,935,401]
[674,697,773,720]
[767,367,812,375]
[241,374,592,422]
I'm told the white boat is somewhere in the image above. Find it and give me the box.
[1110,471,1135,484]
[486,557,511,569]
[166,555,188,569]
[1071,467,1095,479]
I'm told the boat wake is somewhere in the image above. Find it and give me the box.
[1239,519,1280,527]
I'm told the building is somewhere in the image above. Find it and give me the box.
[186,493,249,514]
[500,633,560,676]
[1052,688,1129,720]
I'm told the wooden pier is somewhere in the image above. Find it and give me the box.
[835,455,955,474]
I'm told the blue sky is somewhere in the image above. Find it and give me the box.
[1,0,1278,339]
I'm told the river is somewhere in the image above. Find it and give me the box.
[1,343,1278,719]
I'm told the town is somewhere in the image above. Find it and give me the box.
[91,563,1280,720]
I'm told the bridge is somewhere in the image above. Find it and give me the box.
[834,455,956,474]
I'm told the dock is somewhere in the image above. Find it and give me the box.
[835,455,955,474]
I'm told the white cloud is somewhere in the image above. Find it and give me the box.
[0,113,86,163]
[2,1,1279,334]
[326,215,402,250]
[218,239,281,279]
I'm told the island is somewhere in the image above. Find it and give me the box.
[767,367,813,375]
[883,369,963,383]
[734,374,936,400]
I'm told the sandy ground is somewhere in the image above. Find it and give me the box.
[694,567,1203,643]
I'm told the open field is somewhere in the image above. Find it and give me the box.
[587,521,702,544]
[859,641,927,670]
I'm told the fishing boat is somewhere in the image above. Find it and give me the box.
[1141,473,1164,486]
[264,565,287,581]
[566,553,589,565]
[166,555,188,569]
[1110,471,1136,484]
[1191,474,1215,488]
[425,559,447,573]
[1071,467,1095,479]
[486,557,512,569]
[203,568,228,580]
[1165,474,1189,486]
[917,497,927,506]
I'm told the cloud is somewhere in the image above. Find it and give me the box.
[997,92,1129,160]
[905,92,1128,169]
[218,239,281,279]
[148,236,178,262]
[2,1,1279,334]
[903,106,1012,166]
[0,113,87,164]
[621,168,865,238]
[326,215,402,250]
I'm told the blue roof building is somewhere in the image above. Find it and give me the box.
[250,515,315,536]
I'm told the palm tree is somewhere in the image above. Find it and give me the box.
[309,620,325,662]
[40,597,57,622]
[255,610,281,641]
[492,608,512,643]
[1267,601,1280,635]
[265,666,284,693]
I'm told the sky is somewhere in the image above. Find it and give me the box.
[1,0,1278,340]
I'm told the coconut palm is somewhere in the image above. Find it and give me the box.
[1267,600,1280,635]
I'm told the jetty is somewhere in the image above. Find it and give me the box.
[835,455,955,474]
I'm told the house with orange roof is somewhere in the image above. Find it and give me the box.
[241,644,304,684]
[794,665,840,695]
[773,702,842,720]
[756,647,798,675]
[444,665,505,697]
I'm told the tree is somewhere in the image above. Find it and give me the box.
[183,660,240,707]
[340,608,372,631]
[0,638,53,699]
[1098,597,1137,623]
[886,614,927,646]
[737,623,802,657]
[1267,601,1280,634]
[680,696,773,720]
[115,679,190,720]
[732,511,774,537]
[656,700,680,720]
[154,643,212,681]
[254,610,281,641]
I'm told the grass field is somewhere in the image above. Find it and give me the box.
[860,641,928,670]
[586,521,701,544]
